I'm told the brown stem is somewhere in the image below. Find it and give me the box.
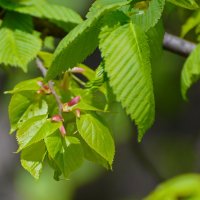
[36,57,63,116]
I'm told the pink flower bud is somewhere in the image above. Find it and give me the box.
[62,96,81,112]
[37,81,51,94]
[51,115,63,122]
[43,85,51,94]
[43,84,49,90]
[59,124,66,137]
[68,96,80,106]
[71,67,85,74]
[75,109,81,118]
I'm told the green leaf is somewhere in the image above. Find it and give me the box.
[73,101,105,112]
[167,0,199,10]
[3,11,33,32]
[17,115,61,151]
[146,20,164,64]
[45,133,84,178]
[46,0,129,80]
[131,0,165,32]
[0,0,82,26]
[45,132,62,158]
[38,51,53,68]
[17,100,48,129]
[0,12,42,71]
[46,18,99,80]
[86,63,106,90]
[99,22,155,141]
[181,10,200,37]
[76,113,115,165]
[21,141,46,179]
[9,94,48,133]
[9,93,31,133]
[6,77,42,94]
[80,138,110,169]
[86,0,130,18]
[145,174,200,200]
[71,88,107,111]
[77,64,96,81]
[181,44,200,100]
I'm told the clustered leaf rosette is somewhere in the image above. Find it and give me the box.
[7,60,114,180]
[51,96,81,137]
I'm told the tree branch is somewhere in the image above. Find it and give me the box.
[163,32,196,57]
[36,58,47,76]
[36,58,63,116]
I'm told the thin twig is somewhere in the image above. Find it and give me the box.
[36,58,47,76]
[71,74,86,86]
[36,57,63,116]
[48,81,63,115]
[163,32,196,57]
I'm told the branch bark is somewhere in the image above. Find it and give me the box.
[36,57,63,116]
[163,32,196,57]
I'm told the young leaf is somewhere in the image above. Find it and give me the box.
[16,100,48,129]
[73,101,105,112]
[99,23,155,141]
[181,44,200,100]
[45,132,62,158]
[46,0,129,80]
[21,141,46,179]
[17,115,61,151]
[146,20,164,64]
[76,113,115,165]
[86,0,130,18]
[77,64,96,81]
[167,0,199,10]
[181,10,200,37]
[0,13,41,71]
[45,133,84,178]
[80,138,110,169]
[145,174,200,200]
[86,63,106,90]
[131,0,165,32]
[9,94,48,133]
[6,77,43,94]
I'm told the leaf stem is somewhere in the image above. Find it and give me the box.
[36,57,63,116]
[71,74,86,86]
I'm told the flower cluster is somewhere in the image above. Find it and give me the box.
[51,96,81,136]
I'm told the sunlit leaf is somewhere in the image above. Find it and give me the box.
[76,113,115,165]
[100,22,155,141]
[181,44,200,100]
[45,133,84,178]
[21,141,46,179]
[17,115,61,151]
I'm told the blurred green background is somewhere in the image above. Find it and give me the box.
[1,1,200,200]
